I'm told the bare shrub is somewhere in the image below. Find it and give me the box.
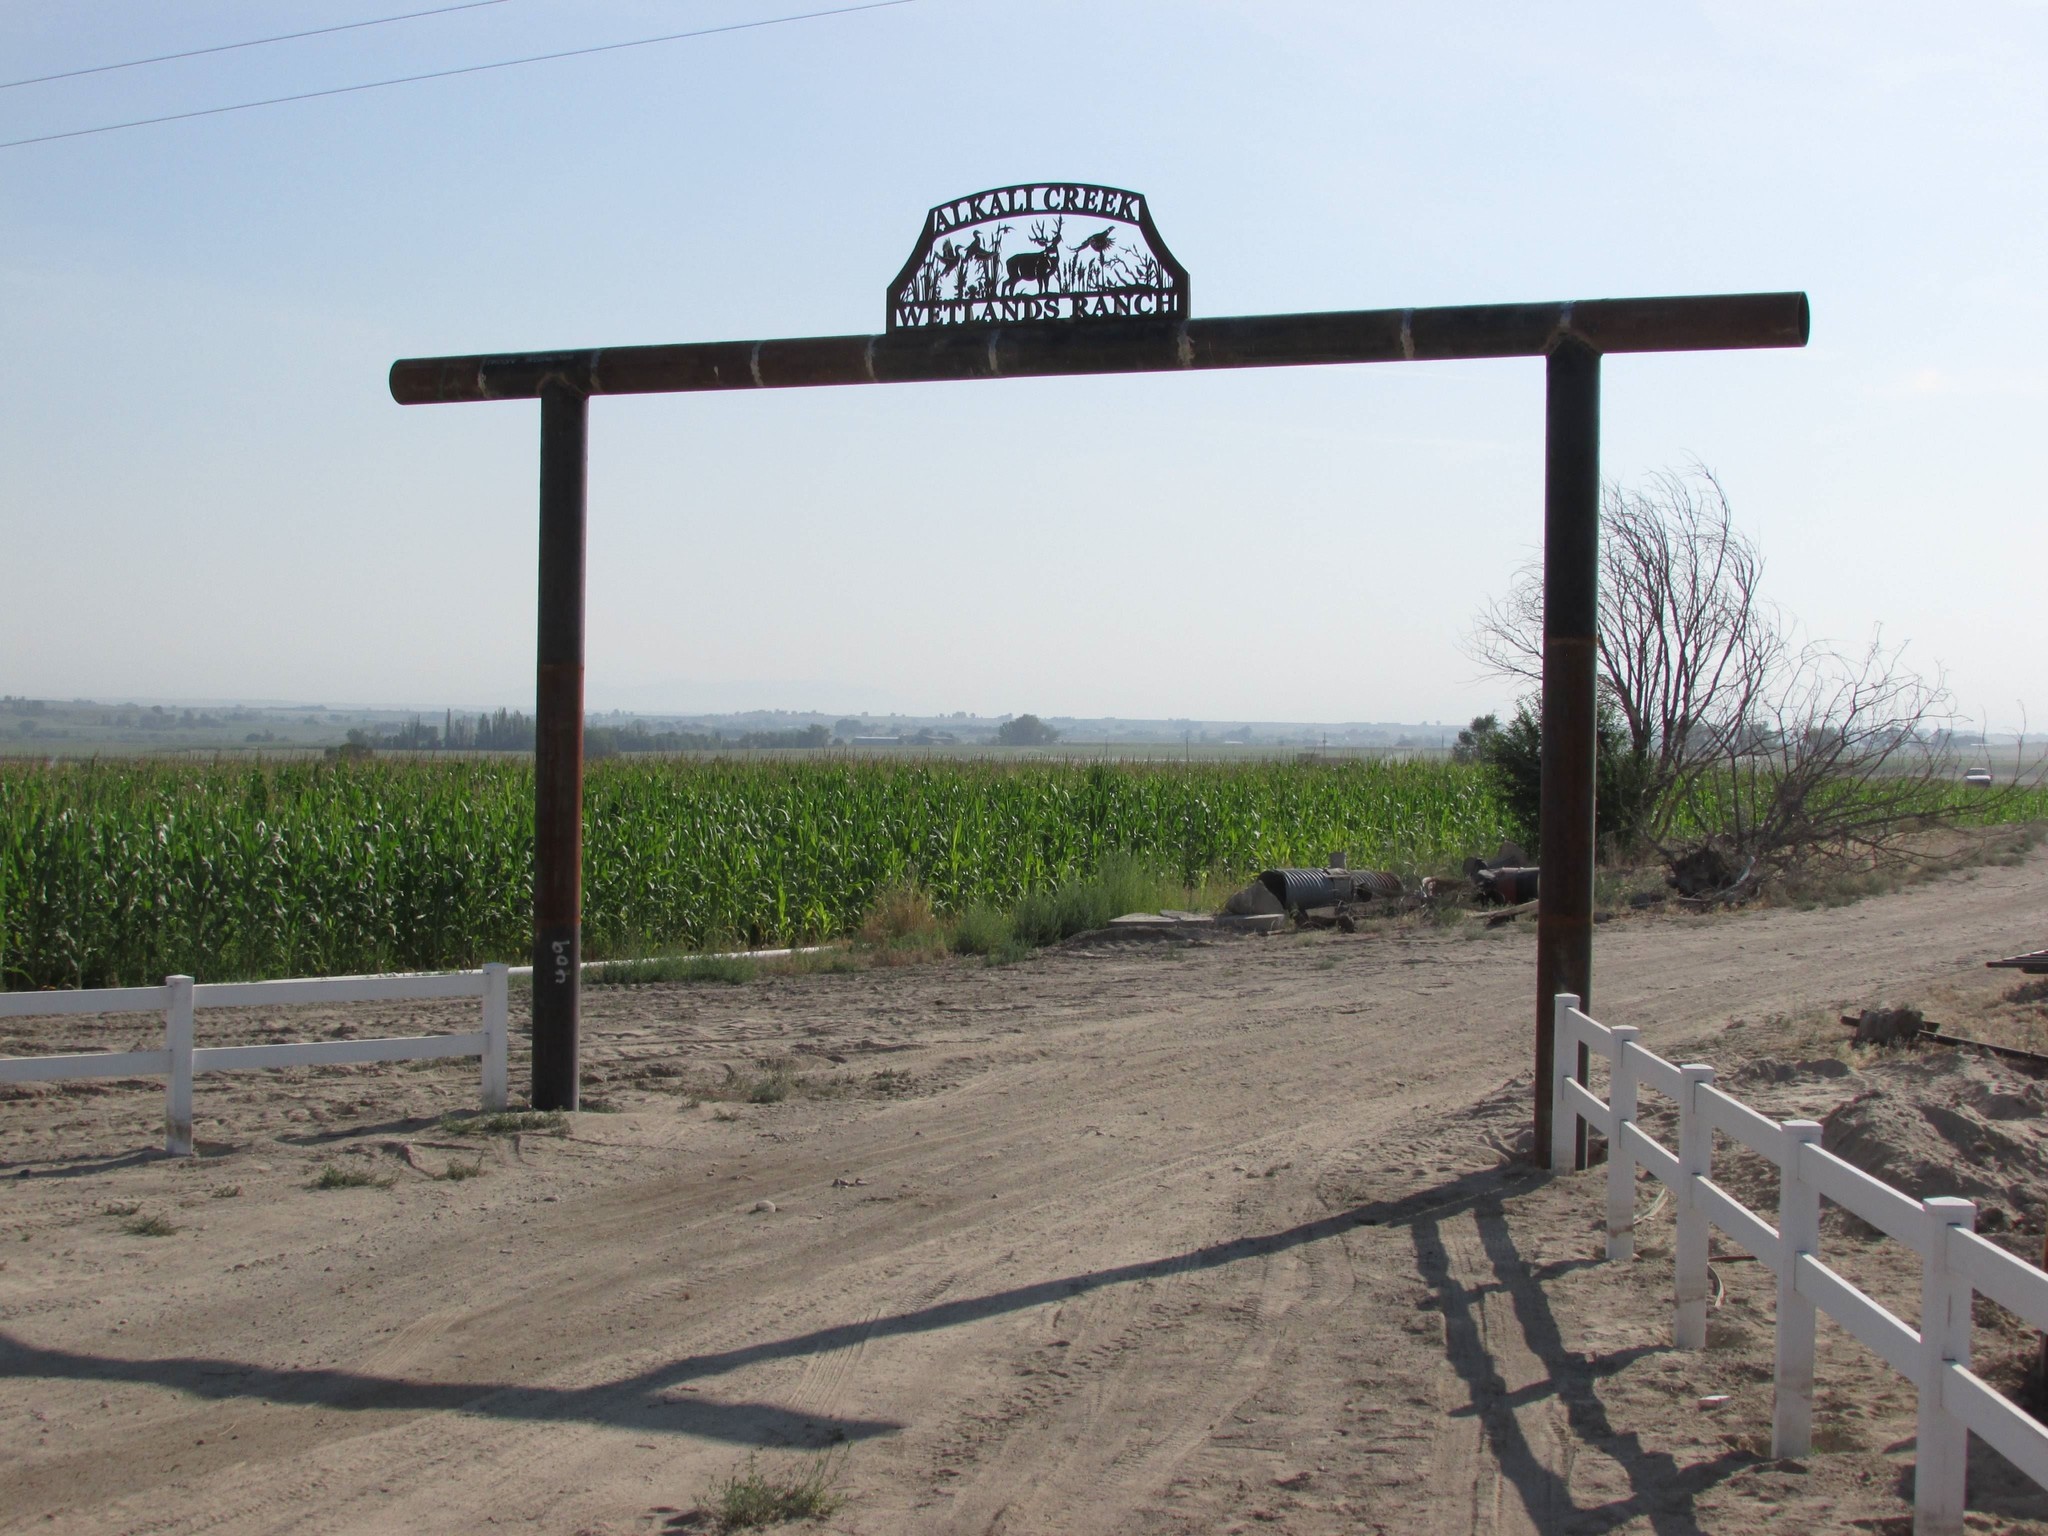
[1670,631,1963,895]
[1467,464,1779,848]
[1466,465,2031,897]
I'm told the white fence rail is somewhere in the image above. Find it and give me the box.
[0,965,509,1155]
[1551,993,2048,1535]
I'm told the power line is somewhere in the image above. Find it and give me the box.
[0,0,915,151]
[1,0,517,92]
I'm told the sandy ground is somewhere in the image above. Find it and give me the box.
[6,848,2048,1535]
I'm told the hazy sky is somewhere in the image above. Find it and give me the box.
[2,2,2042,727]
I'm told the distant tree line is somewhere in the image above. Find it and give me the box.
[348,709,537,753]
[348,712,834,756]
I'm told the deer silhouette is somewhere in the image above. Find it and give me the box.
[1003,218,1063,295]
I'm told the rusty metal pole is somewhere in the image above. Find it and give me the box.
[1533,335,1601,1170]
[531,382,587,1112]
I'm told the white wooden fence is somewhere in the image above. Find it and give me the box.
[1551,993,2048,1535]
[0,965,509,1156]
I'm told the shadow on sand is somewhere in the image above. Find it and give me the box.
[3,1157,1753,1523]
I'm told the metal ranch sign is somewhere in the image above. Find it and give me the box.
[887,182,1189,330]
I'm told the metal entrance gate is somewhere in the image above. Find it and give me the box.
[391,281,1808,1161]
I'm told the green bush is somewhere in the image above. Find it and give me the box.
[1481,697,1657,859]
[950,903,1021,959]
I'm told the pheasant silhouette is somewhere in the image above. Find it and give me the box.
[1069,227,1116,256]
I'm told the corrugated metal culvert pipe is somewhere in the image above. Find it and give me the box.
[1256,868,1403,911]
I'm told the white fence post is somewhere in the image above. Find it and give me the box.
[1773,1119,1824,1458]
[164,975,194,1157]
[1606,1025,1641,1260]
[1916,1196,1976,1535]
[481,963,509,1112]
[1550,994,1580,1172]
[1674,1062,1716,1350]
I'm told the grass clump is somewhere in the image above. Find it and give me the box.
[867,1068,913,1098]
[209,1184,243,1199]
[310,1164,394,1191]
[950,902,1024,961]
[121,1213,178,1237]
[587,954,758,986]
[854,883,949,965]
[703,1452,844,1531]
[442,1110,568,1137]
[438,1158,486,1182]
[726,1059,798,1105]
[953,854,1213,961]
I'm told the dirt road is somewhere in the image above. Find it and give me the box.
[6,849,2048,1534]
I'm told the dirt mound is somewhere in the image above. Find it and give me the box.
[1822,1052,2048,1231]
[1729,1055,1857,1087]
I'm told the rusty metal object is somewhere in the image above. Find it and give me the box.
[1989,948,2048,975]
[1836,1011,2048,1073]
[1534,336,1601,1171]
[885,184,1189,330]
[390,294,1809,406]
[1476,865,1541,905]
[1352,869,1403,901]
[530,384,586,1112]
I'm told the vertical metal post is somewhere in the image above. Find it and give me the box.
[531,383,587,1112]
[1533,335,1601,1168]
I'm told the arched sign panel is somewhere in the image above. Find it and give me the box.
[886,183,1189,331]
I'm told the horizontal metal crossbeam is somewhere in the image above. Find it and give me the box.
[390,292,1810,406]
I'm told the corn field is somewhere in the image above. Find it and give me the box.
[0,756,1510,989]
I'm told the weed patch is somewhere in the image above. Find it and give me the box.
[121,1213,178,1237]
[867,1068,914,1098]
[954,854,1223,960]
[442,1110,568,1137]
[727,1060,797,1104]
[858,885,941,947]
[587,954,758,986]
[702,1452,844,1531]
[951,902,1028,962]
[310,1165,394,1191]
